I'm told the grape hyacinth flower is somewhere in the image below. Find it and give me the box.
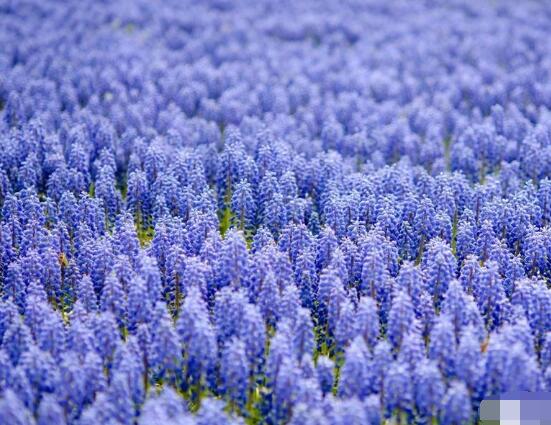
[0,0,550,423]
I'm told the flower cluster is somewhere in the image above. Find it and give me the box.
[1,0,551,424]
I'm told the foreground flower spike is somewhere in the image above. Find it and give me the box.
[37,393,67,425]
[429,314,456,378]
[217,229,249,289]
[398,322,425,371]
[100,271,127,326]
[197,398,242,425]
[414,360,445,421]
[138,387,189,424]
[423,238,457,308]
[220,337,248,408]
[150,305,180,382]
[440,381,472,425]
[231,180,256,230]
[177,287,217,393]
[354,296,380,349]
[455,326,484,396]
[387,290,415,350]
[383,360,413,419]
[339,337,371,399]
[1,0,551,423]
[316,356,334,395]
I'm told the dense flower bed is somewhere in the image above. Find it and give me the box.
[0,0,550,424]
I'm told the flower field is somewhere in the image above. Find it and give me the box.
[0,0,550,424]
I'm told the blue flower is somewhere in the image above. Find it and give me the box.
[220,338,249,408]
[414,360,445,420]
[387,290,415,350]
[383,361,413,417]
[440,381,472,425]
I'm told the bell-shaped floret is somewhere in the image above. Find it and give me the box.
[291,307,315,361]
[396,261,427,305]
[136,254,163,305]
[266,323,293,385]
[327,280,347,340]
[370,340,392,395]
[316,226,338,271]
[290,403,327,425]
[333,397,369,425]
